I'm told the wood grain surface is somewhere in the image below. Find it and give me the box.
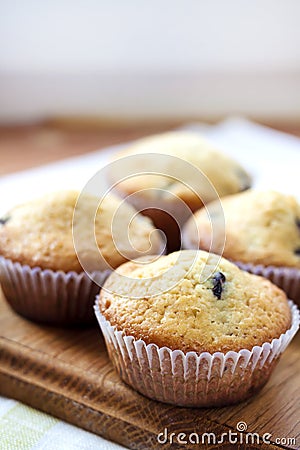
[0,291,299,450]
[0,122,177,176]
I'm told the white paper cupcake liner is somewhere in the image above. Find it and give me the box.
[234,261,300,305]
[0,256,110,325]
[94,298,299,407]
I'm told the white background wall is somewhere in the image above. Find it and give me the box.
[0,0,300,122]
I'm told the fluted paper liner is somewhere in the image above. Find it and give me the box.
[234,262,300,306]
[0,256,110,325]
[95,299,299,407]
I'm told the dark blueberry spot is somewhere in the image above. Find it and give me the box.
[240,181,252,192]
[296,218,300,229]
[0,216,10,225]
[240,185,250,192]
[212,271,226,300]
[295,248,300,256]
[235,168,251,192]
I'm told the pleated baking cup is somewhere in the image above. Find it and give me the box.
[234,261,300,306]
[94,299,299,407]
[0,256,110,325]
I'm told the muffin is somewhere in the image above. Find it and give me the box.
[108,131,251,251]
[0,190,163,324]
[183,190,300,302]
[95,250,299,407]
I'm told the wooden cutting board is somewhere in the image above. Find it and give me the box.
[0,291,299,450]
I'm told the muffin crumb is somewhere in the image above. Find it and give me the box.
[184,190,300,269]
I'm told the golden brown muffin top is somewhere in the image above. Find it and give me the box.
[183,190,300,268]
[99,250,291,353]
[110,131,251,210]
[0,190,163,273]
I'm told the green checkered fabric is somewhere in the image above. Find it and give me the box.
[0,396,125,450]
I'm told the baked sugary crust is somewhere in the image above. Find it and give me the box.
[110,131,251,211]
[184,190,300,268]
[99,250,291,354]
[0,191,163,272]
